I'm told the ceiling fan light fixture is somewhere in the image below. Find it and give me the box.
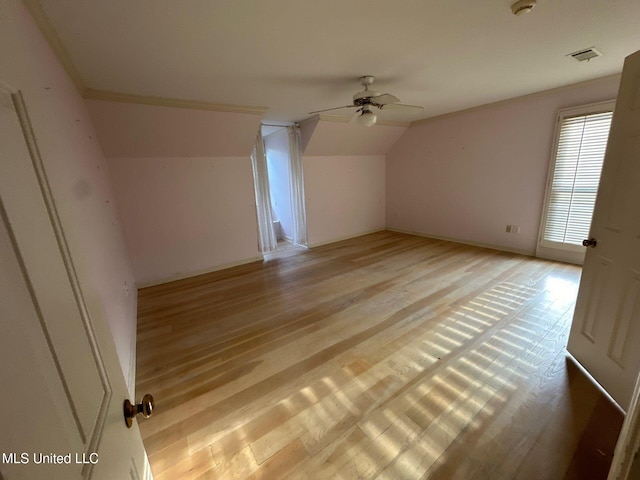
[357,110,377,127]
[511,0,536,15]
[308,75,422,120]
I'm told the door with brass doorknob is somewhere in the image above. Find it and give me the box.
[0,91,151,479]
[568,48,640,412]
[124,394,155,428]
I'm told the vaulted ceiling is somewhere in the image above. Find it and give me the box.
[31,0,640,124]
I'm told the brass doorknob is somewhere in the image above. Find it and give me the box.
[124,394,154,428]
[582,238,598,248]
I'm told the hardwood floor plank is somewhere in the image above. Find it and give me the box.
[152,445,216,480]
[244,438,308,480]
[197,445,258,480]
[136,231,623,479]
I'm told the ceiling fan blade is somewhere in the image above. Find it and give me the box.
[373,93,400,105]
[308,104,356,114]
[380,103,424,114]
[348,109,361,124]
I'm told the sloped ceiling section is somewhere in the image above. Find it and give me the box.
[86,100,262,157]
[298,116,320,153]
[302,116,408,156]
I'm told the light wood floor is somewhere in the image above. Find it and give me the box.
[136,231,623,480]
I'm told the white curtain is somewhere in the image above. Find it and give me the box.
[251,131,278,253]
[287,126,308,247]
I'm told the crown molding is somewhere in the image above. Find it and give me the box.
[23,1,268,115]
[411,73,622,126]
[23,0,86,93]
[84,89,268,115]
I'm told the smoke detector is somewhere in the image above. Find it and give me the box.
[511,0,536,15]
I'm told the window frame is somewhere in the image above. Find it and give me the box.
[536,100,616,265]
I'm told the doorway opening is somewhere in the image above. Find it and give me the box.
[255,123,308,259]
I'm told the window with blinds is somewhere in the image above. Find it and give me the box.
[537,101,615,264]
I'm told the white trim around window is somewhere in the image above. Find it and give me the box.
[536,100,616,265]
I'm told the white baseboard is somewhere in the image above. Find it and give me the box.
[137,255,264,288]
[138,228,537,289]
[386,227,534,257]
[535,245,585,265]
[308,228,387,248]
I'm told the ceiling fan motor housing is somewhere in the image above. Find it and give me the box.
[511,0,536,15]
[353,75,380,101]
[353,94,380,105]
[359,75,376,86]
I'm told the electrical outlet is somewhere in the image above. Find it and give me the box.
[512,225,520,234]
[505,225,512,233]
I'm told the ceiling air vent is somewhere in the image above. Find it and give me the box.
[568,47,602,62]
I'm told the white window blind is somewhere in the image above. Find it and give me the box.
[541,109,613,249]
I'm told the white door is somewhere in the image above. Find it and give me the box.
[0,90,151,479]
[568,49,640,411]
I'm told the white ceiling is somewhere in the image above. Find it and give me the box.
[37,0,640,124]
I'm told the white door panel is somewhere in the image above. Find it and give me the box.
[0,90,151,478]
[0,206,79,479]
[568,50,640,410]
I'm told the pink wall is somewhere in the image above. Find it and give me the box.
[1,1,138,393]
[304,119,407,156]
[386,76,621,255]
[86,100,262,157]
[305,155,386,246]
[301,119,403,247]
[109,156,260,285]
[87,100,263,286]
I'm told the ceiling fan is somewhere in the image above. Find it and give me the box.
[309,75,423,126]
